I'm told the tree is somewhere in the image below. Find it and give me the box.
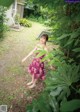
[0,0,14,38]
[0,0,14,7]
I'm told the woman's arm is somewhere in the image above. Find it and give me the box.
[22,46,37,63]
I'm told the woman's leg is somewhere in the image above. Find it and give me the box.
[29,78,37,88]
[27,74,34,85]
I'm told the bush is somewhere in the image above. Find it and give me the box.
[19,18,32,27]
[0,6,8,38]
[26,62,80,112]
[26,48,80,112]
[27,63,80,111]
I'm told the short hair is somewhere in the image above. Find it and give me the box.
[41,34,48,41]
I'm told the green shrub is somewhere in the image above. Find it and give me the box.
[38,16,44,23]
[0,6,8,38]
[19,18,32,27]
[0,6,4,38]
[26,62,80,112]
[26,48,80,112]
[0,0,13,7]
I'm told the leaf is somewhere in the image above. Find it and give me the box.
[35,50,46,58]
[50,87,62,97]
[73,48,80,53]
[58,34,70,40]
[70,65,80,83]
[74,39,79,46]
[77,54,80,58]
[57,87,70,101]
[64,38,74,47]
[49,96,59,112]
[60,99,80,112]
[70,32,80,39]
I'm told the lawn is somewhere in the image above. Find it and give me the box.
[0,21,53,111]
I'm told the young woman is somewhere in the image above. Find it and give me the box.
[22,34,48,88]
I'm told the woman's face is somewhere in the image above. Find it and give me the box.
[40,36,46,44]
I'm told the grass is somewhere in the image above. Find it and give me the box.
[7,65,24,75]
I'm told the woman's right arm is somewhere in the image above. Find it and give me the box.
[22,46,37,63]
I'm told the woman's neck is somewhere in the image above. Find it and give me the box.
[40,42,46,46]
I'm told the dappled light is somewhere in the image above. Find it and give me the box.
[0,0,80,112]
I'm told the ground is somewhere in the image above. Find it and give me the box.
[0,21,53,112]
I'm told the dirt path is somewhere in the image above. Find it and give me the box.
[0,21,52,111]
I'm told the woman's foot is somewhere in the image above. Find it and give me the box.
[27,81,33,86]
[28,83,36,89]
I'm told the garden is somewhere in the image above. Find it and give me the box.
[0,0,80,112]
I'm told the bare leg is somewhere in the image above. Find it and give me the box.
[27,75,34,86]
[29,79,37,88]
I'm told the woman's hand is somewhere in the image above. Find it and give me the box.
[22,58,26,63]
[22,46,37,63]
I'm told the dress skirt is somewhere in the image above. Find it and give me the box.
[28,56,45,80]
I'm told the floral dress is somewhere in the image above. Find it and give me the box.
[28,49,45,80]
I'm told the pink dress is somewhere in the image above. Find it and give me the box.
[28,50,45,80]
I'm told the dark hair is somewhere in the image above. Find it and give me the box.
[41,34,48,41]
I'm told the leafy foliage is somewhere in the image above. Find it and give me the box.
[29,0,80,62]
[0,6,7,38]
[19,18,32,27]
[0,0,13,38]
[26,61,80,112]
[60,99,80,112]
[29,46,80,112]
[27,92,51,112]
[0,0,14,7]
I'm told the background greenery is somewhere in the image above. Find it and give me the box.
[0,6,8,38]
[0,0,14,7]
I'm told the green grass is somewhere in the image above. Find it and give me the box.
[7,65,24,75]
